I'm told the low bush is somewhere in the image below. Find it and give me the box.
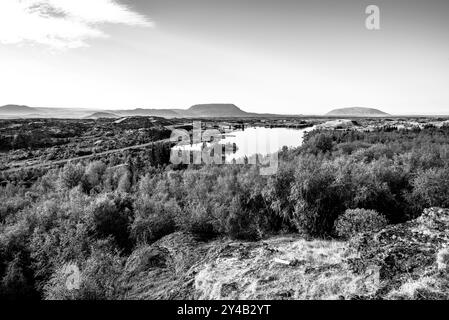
[178,203,219,240]
[59,163,85,190]
[44,240,124,300]
[334,208,388,239]
[0,254,36,299]
[131,198,178,244]
[303,132,334,154]
[87,194,134,251]
[290,157,347,237]
[412,167,449,210]
[219,196,261,241]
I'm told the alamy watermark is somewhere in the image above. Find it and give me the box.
[365,5,380,30]
[169,121,279,175]
[63,263,81,291]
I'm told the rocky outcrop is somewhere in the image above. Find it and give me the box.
[120,233,378,300]
[348,208,449,299]
[120,208,449,300]
[120,232,203,299]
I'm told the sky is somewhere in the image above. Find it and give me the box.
[0,0,448,115]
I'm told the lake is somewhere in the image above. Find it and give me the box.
[172,126,315,164]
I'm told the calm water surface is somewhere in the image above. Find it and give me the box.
[173,126,315,163]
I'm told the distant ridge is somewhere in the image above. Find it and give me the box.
[85,112,119,119]
[114,108,181,118]
[326,107,390,117]
[114,104,264,118]
[0,105,36,114]
[1,103,296,119]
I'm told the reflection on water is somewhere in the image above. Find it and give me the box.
[172,126,314,164]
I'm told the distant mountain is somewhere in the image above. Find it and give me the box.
[115,108,181,118]
[0,105,37,114]
[326,107,390,117]
[85,112,119,119]
[113,104,252,118]
[0,103,296,119]
[113,104,250,118]
[185,104,249,117]
[0,105,102,118]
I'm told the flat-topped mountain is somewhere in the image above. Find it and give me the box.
[185,104,249,117]
[326,107,390,117]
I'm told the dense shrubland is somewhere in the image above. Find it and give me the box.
[0,125,449,299]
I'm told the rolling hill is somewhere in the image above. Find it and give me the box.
[0,105,37,115]
[114,108,181,118]
[0,105,105,118]
[84,112,119,119]
[326,107,390,117]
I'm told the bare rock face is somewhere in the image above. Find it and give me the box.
[120,232,216,299]
[348,208,449,299]
[120,208,449,300]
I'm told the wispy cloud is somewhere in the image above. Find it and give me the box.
[0,0,153,49]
